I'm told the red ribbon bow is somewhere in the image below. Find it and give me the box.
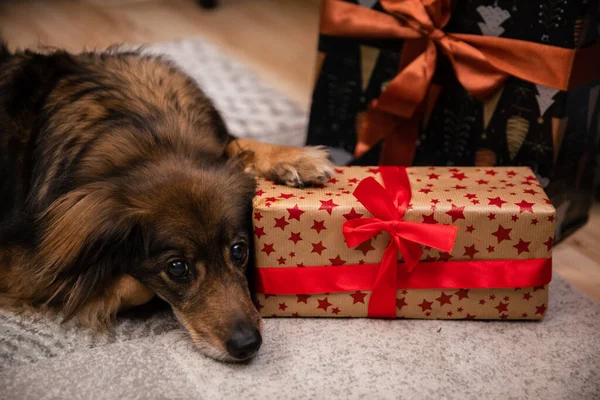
[342,167,458,317]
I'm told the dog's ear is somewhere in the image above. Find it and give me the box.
[32,183,146,319]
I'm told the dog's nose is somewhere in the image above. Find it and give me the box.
[226,322,262,360]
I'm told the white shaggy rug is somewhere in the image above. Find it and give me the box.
[1,38,599,400]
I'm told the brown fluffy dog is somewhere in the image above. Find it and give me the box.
[0,43,333,361]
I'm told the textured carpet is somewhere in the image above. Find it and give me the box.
[1,38,599,399]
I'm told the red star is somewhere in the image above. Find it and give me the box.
[449,168,460,172]
[485,169,497,176]
[317,297,332,311]
[367,168,380,174]
[453,185,467,190]
[311,220,326,233]
[492,225,512,243]
[422,213,438,224]
[489,294,496,300]
[535,303,547,316]
[521,313,528,318]
[278,302,288,311]
[319,199,339,215]
[255,189,265,197]
[348,178,359,184]
[334,168,344,174]
[297,294,311,303]
[488,196,507,208]
[454,289,470,300]
[446,311,454,317]
[465,314,476,319]
[279,193,295,199]
[297,263,305,267]
[522,292,532,300]
[543,236,553,251]
[507,170,517,177]
[254,226,266,239]
[438,252,453,262]
[277,256,287,265]
[358,259,365,265]
[289,251,295,258]
[350,291,368,304]
[311,241,327,255]
[457,307,464,312]
[495,302,509,313]
[286,204,305,221]
[355,239,376,256]
[515,200,535,213]
[446,204,466,222]
[463,245,479,259]
[327,178,339,184]
[500,314,509,320]
[488,212,496,220]
[548,215,555,222]
[472,200,480,205]
[428,173,440,180]
[254,212,263,221]
[288,232,302,244]
[511,215,519,222]
[291,312,300,317]
[523,189,537,195]
[479,299,486,305]
[419,188,433,194]
[466,225,475,233]
[274,216,289,230]
[531,218,539,225]
[503,296,510,301]
[436,292,453,306]
[476,179,489,185]
[465,193,477,200]
[396,297,408,311]
[329,255,346,266]
[265,197,278,203]
[431,199,440,204]
[418,299,434,311]
[343,208,364,221]
[513,239,531,255]
[452,172,468,181]
[261,243,275,256]
[331,307,341,315]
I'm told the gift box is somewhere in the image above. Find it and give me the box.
[253,167,555,320]
[305,0,600,243]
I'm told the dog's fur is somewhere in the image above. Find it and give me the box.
[0,43,333,361]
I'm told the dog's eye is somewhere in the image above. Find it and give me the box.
[230,243,248,264]
[167,260,189,279]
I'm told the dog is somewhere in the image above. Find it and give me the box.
[0,43,334,362]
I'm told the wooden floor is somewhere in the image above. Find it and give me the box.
[1,0,599,301]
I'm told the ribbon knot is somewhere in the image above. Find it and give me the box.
[342,167,458,318]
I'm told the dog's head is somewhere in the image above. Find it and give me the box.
[35,156,262,362]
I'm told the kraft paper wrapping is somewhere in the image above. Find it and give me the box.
[252,167,555,320]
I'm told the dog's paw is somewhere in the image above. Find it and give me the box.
[268,146,335,187]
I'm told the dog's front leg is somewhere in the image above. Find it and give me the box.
[226,138,335,187]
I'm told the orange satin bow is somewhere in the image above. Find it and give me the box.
[342,167,457,317]
[320,0,598,164]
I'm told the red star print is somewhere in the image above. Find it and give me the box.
[492,225,512,243]
[254,226,266,239]
[487,245,495,253]
[355,239,375,256]
[479,299,486,305]
[453,185,467,190]
[286,204,305,221]
[396,297,408,311]
[311,220,326,233]
[449,168,460,172]
[311,241,327,255]
[451,172,468,181]
[446,204,466,222]
[327,178,339,184]
[522,292,532,300]
[350,291,368,304]
[319,199,339,215]
[543,237,553,251]
[428,173,440,180]
[419,188,432,194]
[297,294,311,303]
[489,294,496,300]
[317,297,332,311]
[279,193,295,199]
[358,259,365,265]
[503,296,510,301]
[495,302,509,313]
[485,169,497,176]
[265,197,277,203]
[535,303,547,316]
[521,180,533,186]
[476,179,489,185]
[435,292,453,306]
[521,313,528,318]
[329,255,346,266]
[465,193,477,200]
[418,299,434,311]
[254,212,263,221]
[274,216,289,230]
[422,213,438,224]
[515,200,535,213]
[463,245,479,259]
[511,215,519,222]
[277,256,287,265]
[507,170,517,177]
[457,307,463,312]
[261,243,275,256]
[465,314,476,319]
[289,312,299,317]
[499,314,509,320]
[466,225,475,233]
[367,168,380,174]
[297,263,305,267]
[533,285,545,292]
[531,218,539,225]
[255,189,265,197]
[488,212,496,220]
[513,239,531,255]
[278,302,288,311]
[431,199,440,204]
[523,189,537,195]
[488,196,507,208]
[447,311,454,316]
[548,215,555,222]
[425,312,431,317]
[472,200,480,205]
[438,252,453,262]
[334,168,344,174]
[331,307,341,315]
[343,208,363,221]
[289,251,295,258]
[288,232,302,244]
[348,178,359,184]
[454,289,470,300]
